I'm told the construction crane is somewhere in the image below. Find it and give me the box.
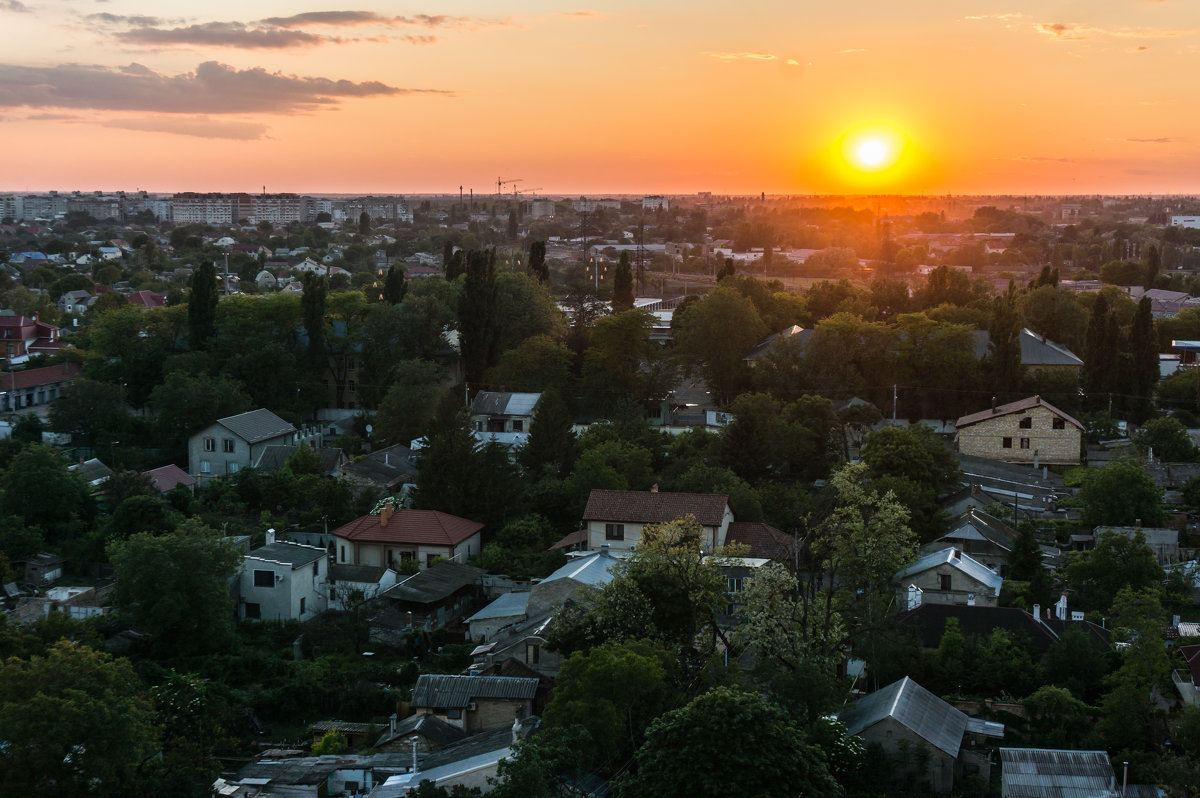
[514,186,542,196]
[497,177,522,197]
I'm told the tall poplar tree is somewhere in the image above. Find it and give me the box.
[528,240,548,284]
[986,281,1023,397]
[187,262,218,351]
[382,264,407,305]
[302,272,327,369]
[458,248,500,384]
[1082,292,1115,408]
[612,251,635,312]
[1127,296,1158,422]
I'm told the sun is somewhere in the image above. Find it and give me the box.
[840,126,906,174]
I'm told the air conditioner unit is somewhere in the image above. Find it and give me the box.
[275,573,284,582]
[466,702,477,711]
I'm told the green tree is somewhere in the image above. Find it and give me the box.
[1044,626,1111,703]
[1127,297,1159,422]
[0,443,94,541]
[1097,587,1173,756]
[1133,416,1196,462]
[458,249,500,384]
[108,519,243,656]
[375,359,445,446]
[987,282,1024,396]
[1077,460,1164,527]
[311,729,347,755]
[48,378,131,448]
[1065,528,1164,612]
[148,370,252,456]
[0,641,158,797]
[611,251,634,312]
[382,264,408,305]
[302,272,328,369]
[528,240,548,284]
[485,334,571,396]
[1007,524,1053,607]
[932,616,968,694]
[616,686,839,798]
[519,391,577,478]
[411,394,481,518]
[673,286,767,404]
[1023,685,1096,749]
[187,261,219,351]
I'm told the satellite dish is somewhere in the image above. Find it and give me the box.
[366,424,374,435]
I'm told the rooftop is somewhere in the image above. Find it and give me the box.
[411,674,539,709]
[840,676,969,758]
[582,489,729,527]
[216,408,297,445]
[895,547,1003,597]
[1000,748,1117,798]
[956,395,1083,431]
[380,561,483,605]
[247,541,326,568]
[332,509,484,547]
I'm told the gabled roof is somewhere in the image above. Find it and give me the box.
[411,674,539,709]
[1000,748,1117,797]
[540,550,622,588]
[247,541,326,568]
[895,603,1111,653]
[840,676,968,758]
[744,325,807,362]
[252,445,344,474]
[941,508,1017,551]
[332,509,484,547]
[956,395,1083,431]
[726,521,797,562]
[216,408,296,444]
[970,328,1084,368]
[1,363,80,391]
[583,489,730,527]
[469,391,542,417]
[466,590,530,623]
[375,712,466,749]
[141,463,196,493]
[380,561,483,605]
[894,547,1003,597]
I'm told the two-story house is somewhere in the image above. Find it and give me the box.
[188,408,304,484]
[238,533,329,622]
[0,314,63,367]
[582,488,733,552]
[331,503,484,571]
[895,547,1003,609]
[470,391,542,435]
[955,395,1083,465]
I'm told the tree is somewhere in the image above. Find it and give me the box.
[382,264,408,305]
[1134,416,1196,462]
[358,211,370,234]
[1007,524,1053,607]
[486,335,571,396]
[187,261,219,351]
[1023,685,1096,750]
[1081,292,1119,409]
[616,686,839,798]
[1097,587,1173,756]
[673,286,767,404]
[987,282,1024,396]
[412,394,481,518]
[528,240,548,284]
[1065,528,1164,612]
[108,519,243,656]
[0,641,157,797]
[458,249,500,384]
[611,251,634,312]
[302,272,327,369]
[311,729,347,755]
[1145,244,1161,288]
[148,370,252,456]
[519,391,577,478]
[375,359,445,446]
[48,378,131,448]
[1077,460,1164,527]
[0,443,94,541]
[1044,626,1110,702]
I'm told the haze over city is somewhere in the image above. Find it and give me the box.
[3,0,1199,194]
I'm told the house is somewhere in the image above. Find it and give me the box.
[57,289,94,315]
[410,673,538,733]
[895,547,1003,608]
[255,269,279,290]
[841,677,1002,794]
[955,396,1083,466]
[332,504,484,572]
[581,488,733,552]
[238,533,328,622]
[187,408,300,484]
[0,362,81,412]
[1091,525,1179,564]
[919,508,1017,575]
[999,748,1119,798]
[0,314,64,367]
[327,564,397,610]
[212,752,408,798]
[725,521,798,566]
[126,290,165,309]
[469,391,542,434]
[368,561,484,638]
[140,463,196,495]
[373,712,466,754]
[251,444,345,476]
[68,457,115,493]
[20,553,64,585]
[895,602,1111,654]
[336,443,419,497]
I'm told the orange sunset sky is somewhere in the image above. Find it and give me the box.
[1,0,1198,196]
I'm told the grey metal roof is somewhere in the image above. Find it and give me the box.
[247,541,326,568]
[839,676,968,758]
[217,408,297,445]
[469,391,542,417]
[374,712,466,749]
[540,551,621,588]
[970,329,1084,368]
[1000,748,1118,797]
[895,547,1004,597]
[328,563,387,584]
[466,591,530,623]
[411,674,539,708]
[252,445,343,474]
[381,561,483,605]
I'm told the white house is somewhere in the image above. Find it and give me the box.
[239,534,329,622]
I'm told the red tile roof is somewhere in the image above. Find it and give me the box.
[1,363,80,391]
[127,290,165,308]
[726,521,797,562]
[141,463,196,493]
[332,509,484,547]
[582,489,729,527]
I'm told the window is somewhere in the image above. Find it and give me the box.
[200,460,211,473]
[223,438,235,453]
[313,562,320,578]
[340,545,346,562]
[446,709,462,720]
[299,597,306,615]
[512,420,523,432]
[526,643,541,665]
[228,462,240,474]
[1001,437,1012,449]
[244,603,261,619]
[1053,418,1066,430]
[347,358,356,371]
[253,569,275,588]
[348,380,356,393]
[605,523,625,541]
[939,574,952,591]
[727,576,744,593]
[203,437,215,452]
[1020,438,1031,449]
[426,553,438,568]
[1018,416,1032,429]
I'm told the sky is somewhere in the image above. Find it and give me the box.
[1,0,1198,195]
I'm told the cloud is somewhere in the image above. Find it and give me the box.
[557,10,598,17]
[1013,155,1075,162]
[964,13,1025,21]
[87,12,169,26]
[705,51,778,61]
[259,11,506,30]
[101,115,269,139]
[1,0,31,12]
[116,22,339,49]
[1034,21,1191,40]
[0,61,447,114]
[26,112,81,120]
[838,48,865,54]
[1127,137,1173,143]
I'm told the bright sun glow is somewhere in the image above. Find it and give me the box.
[839,126,907,176]
[856,138,889,168]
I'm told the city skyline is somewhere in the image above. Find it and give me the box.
[2,1,1198,196]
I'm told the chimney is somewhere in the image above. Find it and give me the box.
[265,527,276,545]
[650,483,659,493]
[381,503,394,527]
[390,713,398,735]
[511,716,522,745]
[1033,603,1041,619]
[1056,593,1068,620]
[991,396,997,413]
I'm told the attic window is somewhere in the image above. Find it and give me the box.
[1053,418,1066,430]
[1019,417,1032,429]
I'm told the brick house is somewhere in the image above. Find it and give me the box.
[410,674,537,734]
[0,314,64,368]
[955,395,1082,465]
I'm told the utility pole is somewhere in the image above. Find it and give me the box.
[892,384,898,421]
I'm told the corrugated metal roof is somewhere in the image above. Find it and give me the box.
[1000,748,1118,797]
[895,547,1003,597]
[840,676,968,758]
[469,391,542,417]
[411,674,539,708]
[217,408,297,444]
[382,561,483,605]
[540,550,621,587]
[247,541,326,568]
[466,591,530,622]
